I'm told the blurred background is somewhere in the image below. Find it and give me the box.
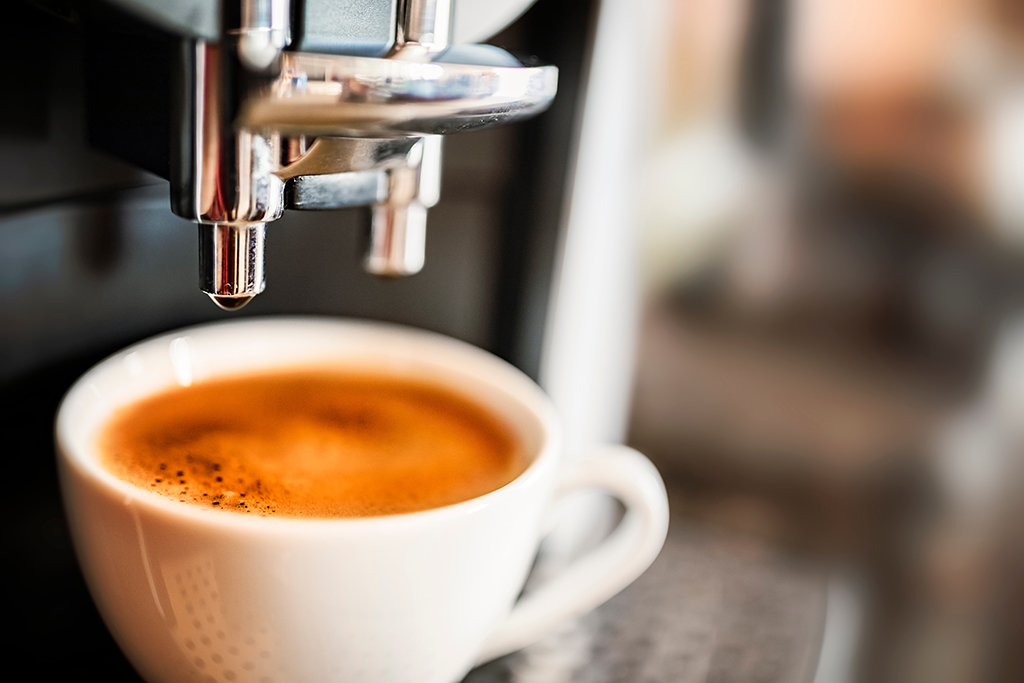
[628,0,1024,681]
[3,0,1024,681]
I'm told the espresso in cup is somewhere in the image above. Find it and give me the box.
[58,319,668,683]
[99,370,528,518]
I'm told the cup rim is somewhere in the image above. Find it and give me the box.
[55,316,562,533]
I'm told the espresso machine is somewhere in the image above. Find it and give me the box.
[4,0,645,676]
[70,0,559,310]
[2,0,639,383]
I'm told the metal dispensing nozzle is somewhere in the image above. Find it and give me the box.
[364,135,441,277]
[198,224,267,310]
[170,0,557,309]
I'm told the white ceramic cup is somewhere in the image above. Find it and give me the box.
[57,318,669,683]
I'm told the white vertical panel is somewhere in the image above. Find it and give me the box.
[540,0,656,461]
[538,0,665,554]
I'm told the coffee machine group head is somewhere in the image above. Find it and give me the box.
[159,0,556,309]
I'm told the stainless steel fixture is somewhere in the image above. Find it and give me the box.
[168,0,556,309]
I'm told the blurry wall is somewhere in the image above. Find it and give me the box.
[631,0,1024,681]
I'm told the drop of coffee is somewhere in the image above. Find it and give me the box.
[98,370,526,518]
[207,294,254,310]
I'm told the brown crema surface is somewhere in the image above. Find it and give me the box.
[98,370,526,518]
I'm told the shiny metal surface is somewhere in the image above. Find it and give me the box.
[237,53,559,137]
[294,0,397,57]
[236,0,292,71]
[281,136,442,273]
[279,137,421,177]
[286,170,383,209]
[173,40,286,226]
[198,223,267,309]
[390,0,455,62]
[367,200,429,276]
[281,137,425,210]
[172,39,283,309]
[169,0,557,308]
[364,135,441,276]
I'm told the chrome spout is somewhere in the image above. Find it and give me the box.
[198,223,267,310]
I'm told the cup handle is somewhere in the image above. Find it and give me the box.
[477,445,670,663]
